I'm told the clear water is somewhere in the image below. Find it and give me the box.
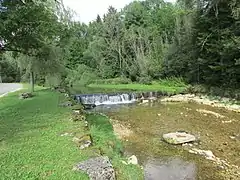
[98,101,240,180]
[144,157,196,180]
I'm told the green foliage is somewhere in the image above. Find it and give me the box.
[166,0,240,89]
[63,1,177,82]
[66,64,98,86]
[0,0,67,91]
[0,54,20,82]
[1,0,239,93]
[137,76,152,85]
[45,74,62,88]
[157,77,187,87]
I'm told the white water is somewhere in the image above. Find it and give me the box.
[76,93,136,106]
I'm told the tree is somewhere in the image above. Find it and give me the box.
[0,0,66,92]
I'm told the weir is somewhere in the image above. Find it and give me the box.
[75,91,175,106]
[75,93,137,106]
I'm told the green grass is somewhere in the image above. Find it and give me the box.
[0,89,142,180]
[0,89,90,180]
[87,114,143,180]
[88,83,186,93]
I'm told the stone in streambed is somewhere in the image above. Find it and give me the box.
[73,156,116,180]
[163,132,196,145]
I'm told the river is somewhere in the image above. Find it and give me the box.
[93,100,240,180]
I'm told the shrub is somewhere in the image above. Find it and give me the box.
[158,77,187,87]
[137,76,152,85]
[186,84,207,94]
[66,64,98,86]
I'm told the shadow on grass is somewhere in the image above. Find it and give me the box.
[0,89,66,142]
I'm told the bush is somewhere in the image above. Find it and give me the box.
[137,76,152,85]
[45,74,62,88]
[94,77,132,85]
[158,77,187,87]
[66,64,98,87]
[186,84,207,94]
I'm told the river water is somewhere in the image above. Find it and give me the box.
[94,101,240,180]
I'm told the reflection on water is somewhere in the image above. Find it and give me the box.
[144,157,196,180]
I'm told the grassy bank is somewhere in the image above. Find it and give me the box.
[88,83,186,93]
[0,89,142,179]
[87,114,143,179]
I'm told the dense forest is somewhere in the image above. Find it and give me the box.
[0,0,239,90]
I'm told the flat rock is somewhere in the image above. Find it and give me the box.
[163,132,196,145]
[74,156,115,180]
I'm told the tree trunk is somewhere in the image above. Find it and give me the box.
[30,71,34,93]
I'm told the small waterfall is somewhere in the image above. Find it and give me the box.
[75,93,136,106]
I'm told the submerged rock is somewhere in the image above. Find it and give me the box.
[196,109,225,118]
[74,156,116,180]
[163,132,196,145]
[188,148,215,161]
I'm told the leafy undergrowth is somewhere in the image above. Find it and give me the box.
[0,89,142,180]
[87,114,143,180]
[88,83,186,93]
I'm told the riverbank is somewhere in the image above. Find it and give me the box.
[0,89,142,179]
[88,83,186,94]
[106,98,240,180]
[161,94,240,113]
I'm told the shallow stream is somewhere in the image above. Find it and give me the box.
[94,101,240,180]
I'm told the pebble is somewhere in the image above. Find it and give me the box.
[127,155,138,165]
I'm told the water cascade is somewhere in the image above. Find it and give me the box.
[75,93,137,106]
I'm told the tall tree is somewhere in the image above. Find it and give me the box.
[0,0,65,92]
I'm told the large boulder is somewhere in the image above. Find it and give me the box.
[74,156,115,180]
[163,132,196,145]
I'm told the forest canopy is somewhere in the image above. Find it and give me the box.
[0,0,239,90]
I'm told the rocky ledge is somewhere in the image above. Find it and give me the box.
[161,94,240,113]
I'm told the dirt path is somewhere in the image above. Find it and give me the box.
[0,83,22,97]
